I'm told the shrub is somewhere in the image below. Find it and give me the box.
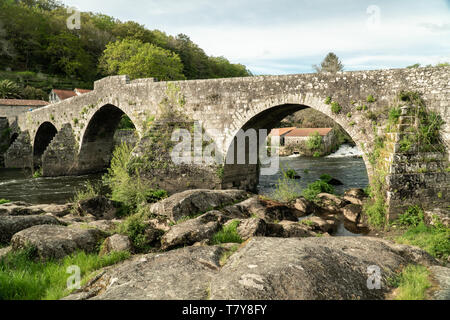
[388,106,402,124]
[367,95,376,103]
[394,205,424,227]
[306,132,322,151]
[324,96,332,105]
[32,168,42,179]
[271,176,302,203]
[283,168,297,180]
[0,199,10,205]
[313,151,321,158]
[330,101,342,114]
[211,220,243,245]
[302,180,334,201]
[116,212,156,252]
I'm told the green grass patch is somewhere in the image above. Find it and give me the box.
[330,101,342,114]
[0,248,129,300]
[211,220,243,245]
[392,265,431,300]
[302,180,334,201]
[219,244,240,266]
[0,199,10,205]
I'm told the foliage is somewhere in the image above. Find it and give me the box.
[102,143,167,211]
[388,106,402,125]
[366,95,376,103]
[330,101,342,114]
[313,52,344,73]
[306,131,322,151]
[271,175,302,203]
[32,168,42,178]
[99,38,185,81]
[283,169,297,179]
[211,220,243,245]
[0,199,10,205]
[117,115,135,130]
[406,63,421,69]
[219,244,240,266]
[393,205,424,227]
[116,212,158,252]
[302,180,334,201]
[0,248,129,300]
[324,96,332,105]
[391,265,431,300]
[0,80,21,98]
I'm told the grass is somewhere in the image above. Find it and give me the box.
[0,247,130,300]
[330,101,342,114]
[271,176,302,203]
[32,168,42,179]
[395,222,449,260]
[219,244,240,266]
[211,220,243,245]
[391,265,431,300]
[367,95,376,103]
[0,199,10,205]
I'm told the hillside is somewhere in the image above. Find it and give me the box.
[0,0,252,98]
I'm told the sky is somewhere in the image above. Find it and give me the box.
[64,0,450,75]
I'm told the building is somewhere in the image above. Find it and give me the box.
[284,128,336,156]
[0,99,49,125]
[268,127,296,146]
[49,88,92,104]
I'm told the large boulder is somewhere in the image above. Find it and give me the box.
[0,215,63,244]
[278,221,318,238]
[11,225,105,260]
[237,218,267,240]
[341,204,363,223]
[75,196,118,220]
[0,202,45,216]
[100,234,133,256]
[160,211,225,250]
[150,189,248,222]
[209,237,438,300]
[64,246,225,300]
[223,196,305,222]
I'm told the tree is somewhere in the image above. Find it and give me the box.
[0,80,21,98]
[313,52,344,73]
[99,38,185,81]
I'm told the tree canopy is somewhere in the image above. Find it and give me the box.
[313,52,344,73]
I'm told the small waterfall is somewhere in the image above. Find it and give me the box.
[327,144,363,158]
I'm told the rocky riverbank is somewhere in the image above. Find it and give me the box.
[0,189,448,300]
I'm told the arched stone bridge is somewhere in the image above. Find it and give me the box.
[5,67,449,218]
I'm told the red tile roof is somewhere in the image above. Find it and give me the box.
[52,89,77,100]
[285,128,333,137]
[0,99,49,106]
[75,88,92,94]
[269,127,296,136]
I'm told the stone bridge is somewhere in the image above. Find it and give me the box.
[5,66,450,218]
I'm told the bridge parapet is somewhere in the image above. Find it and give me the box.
[94,75,130,91]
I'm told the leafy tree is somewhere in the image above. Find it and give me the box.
[0,80,21,98]
[313,52,344,73]
[99,38,185,81]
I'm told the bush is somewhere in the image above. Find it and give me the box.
[366,95,376,103]
[116,212,158,253]
[283,168,297,180]
[306,132,322,151]
[324,97,332,105]
[0,199,10,205]
[394,205,424,227]
[271,176,302,203]
[211,220,243,245]
[330,101,342,114]
[302,180,334,201]
[388,107,402,124]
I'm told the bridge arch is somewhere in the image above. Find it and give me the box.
[77,104,137,174]
[33,121,58,168]
[222,101,372,191]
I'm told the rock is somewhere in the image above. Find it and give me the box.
[209,237,438,300]
[64,246,225,300]
[160,211,225,250]
[75,196,118,220]
[294,197,317,215]
[150,189,248,222]
[0,246,11,259]
[317,193,346,208]
[224,196,305,222]
[307,216,338,234]
[40,204,72,217]
[11,225,105,260]
[429,266,450,300]
[278,221,317,238]
[0,215,63,244]
[343,196,363,206]
[0,202,45,216]
[265,222,285,237]
[59,213,97,224]
[327,178,344,186]
[341,204,362,223]
[100,234,133,256]
[237,218,267,240]
[344,188,367,200]
[88,220,119,232]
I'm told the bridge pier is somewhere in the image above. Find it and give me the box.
[4,131,32,169]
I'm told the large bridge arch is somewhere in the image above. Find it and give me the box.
[220,96,375,190]
[33,121,58,168]
[77,104,137,174]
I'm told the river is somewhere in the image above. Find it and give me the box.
[0,144,369,207]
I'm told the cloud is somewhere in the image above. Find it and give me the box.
[65,0,450,74]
